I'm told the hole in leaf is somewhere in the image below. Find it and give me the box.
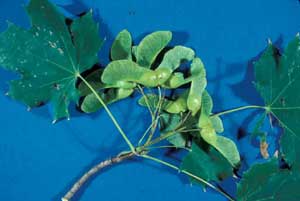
[53,83,60,90]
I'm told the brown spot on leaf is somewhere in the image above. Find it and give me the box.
[260,141,270,159]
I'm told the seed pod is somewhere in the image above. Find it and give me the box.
[187,58,207,115]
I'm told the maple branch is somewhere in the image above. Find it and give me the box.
[61,151,135,201]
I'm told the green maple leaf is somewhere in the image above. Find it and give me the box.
[237,159,300,201]
[254,35,300,168]
[181,141,233,186]
[0,0,103,121]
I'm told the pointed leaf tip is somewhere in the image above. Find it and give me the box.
[267,38,272,45]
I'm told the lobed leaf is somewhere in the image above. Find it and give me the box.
[181,142,233,186]
[0,0,102,121]
[71,12,104,69]
[254,35,300,168]
[237,159,300,201]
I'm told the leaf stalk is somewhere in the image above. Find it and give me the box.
[77,73,135,152]
[211,105,266,117]
[141,154,235,201]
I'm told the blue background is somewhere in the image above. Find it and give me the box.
[0,0,300,201]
